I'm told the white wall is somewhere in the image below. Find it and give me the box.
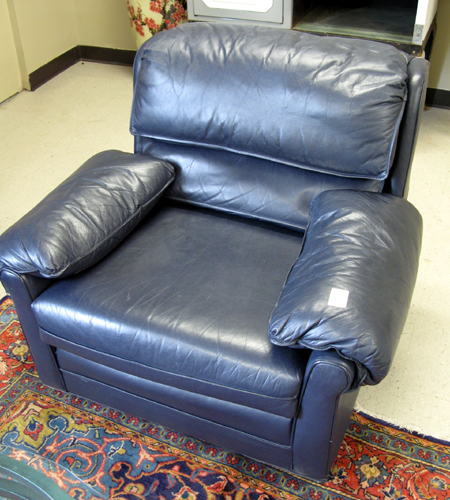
[0,1,22,103]
[428,0,450,91]
[13,0,78,75]
[74,0,135,50]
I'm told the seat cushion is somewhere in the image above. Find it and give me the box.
[32,203,306,416]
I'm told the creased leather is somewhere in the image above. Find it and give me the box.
[0,150,174,278]
[140,137,382,231]
[268,190,423,385]
[131,22,409,180]
[32,204,306,401]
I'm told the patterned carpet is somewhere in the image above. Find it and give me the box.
[1,295,449,500]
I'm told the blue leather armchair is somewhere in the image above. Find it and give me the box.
[0,23,427,480]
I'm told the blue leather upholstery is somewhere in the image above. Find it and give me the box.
[33,204,307,414]
[0,151,174,278]
[139,137,383,231]
[269,190,423,385]
[0,23,428,481]
[131,23,409,180]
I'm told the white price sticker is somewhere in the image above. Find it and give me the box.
[328,288,349,308]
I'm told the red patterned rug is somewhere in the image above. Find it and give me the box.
[1,295,449,500]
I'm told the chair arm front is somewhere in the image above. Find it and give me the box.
[268,189,423,386]
[0,150,174,279]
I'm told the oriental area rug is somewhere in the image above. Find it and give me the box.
[0,296,449,500]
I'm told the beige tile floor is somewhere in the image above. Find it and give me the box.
[0,62,449,442]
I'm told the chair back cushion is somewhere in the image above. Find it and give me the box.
[131,23,410,229]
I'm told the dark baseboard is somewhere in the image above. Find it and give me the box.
[79,46,136,66]
[426,88,450,109]
[29,47,79,91]
[28,46,137,91]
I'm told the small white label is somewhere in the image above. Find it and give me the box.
[328,288,349,308]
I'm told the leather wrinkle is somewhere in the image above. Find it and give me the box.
[142,137,383,231]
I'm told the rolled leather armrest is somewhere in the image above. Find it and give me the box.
[0,150,174,279]
[268,189,423,386]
